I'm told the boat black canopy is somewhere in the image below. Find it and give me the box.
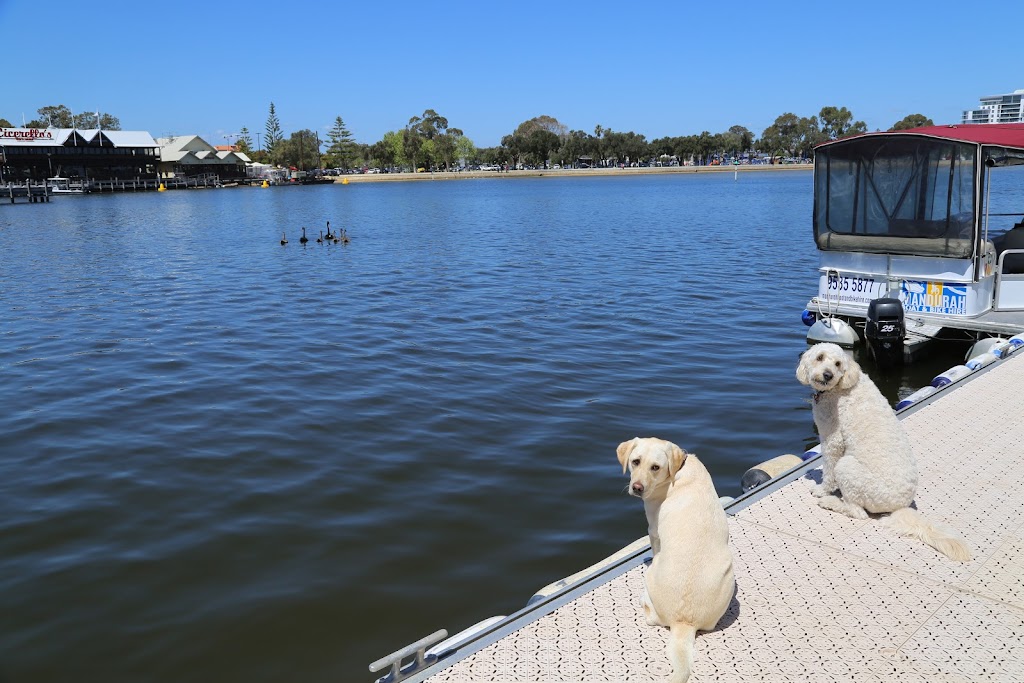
[812,124,1024,259]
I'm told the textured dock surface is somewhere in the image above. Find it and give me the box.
[411,353,1024,682]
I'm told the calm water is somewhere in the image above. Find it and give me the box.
[0,173,968,683]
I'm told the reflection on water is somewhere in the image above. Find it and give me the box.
[0,173,985,683]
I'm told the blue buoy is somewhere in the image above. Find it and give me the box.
[931,365,972,388]
[895,385,938,411]
[801,309,816,327]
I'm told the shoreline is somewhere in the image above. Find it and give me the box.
[328,163,813,183]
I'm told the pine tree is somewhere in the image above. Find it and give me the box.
[265,102,283,158]
[236,127,253,154]
[326,115,356,169]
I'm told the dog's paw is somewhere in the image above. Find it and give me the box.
[810,484,833,498]
[818,496,869,519]
[847,506,869,520]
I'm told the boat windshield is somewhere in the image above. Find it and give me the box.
[814,136,977,258]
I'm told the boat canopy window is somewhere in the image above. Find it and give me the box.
[984,147,1024,168]
[814,136,976,258]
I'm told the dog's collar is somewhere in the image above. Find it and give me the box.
[812,390,824,404]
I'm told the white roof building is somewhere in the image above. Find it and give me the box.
[0,127,159,180]
[156,135,251,178]
[0,127,158,148]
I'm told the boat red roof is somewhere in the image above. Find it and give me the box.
[818,123,1024,150]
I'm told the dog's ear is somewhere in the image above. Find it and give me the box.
[838,354,862,389]
[616,438,638,473]
[668,444,687,478]
[795,353,809,385]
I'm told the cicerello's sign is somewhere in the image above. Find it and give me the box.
[1,128,56,142]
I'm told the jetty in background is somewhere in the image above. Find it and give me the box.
[0,174,255,203]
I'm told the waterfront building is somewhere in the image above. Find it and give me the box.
[156,136,250,180]
[0,127,159,182]
[962,89,1024,124]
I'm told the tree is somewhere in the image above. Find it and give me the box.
[557,129,591,167]
[30,104,73,128]
[73,112,120,129]
[23,105,120,129]
[433,126,463,170]
[891,114,934,131]
[500,116,570,169]
[726,125,754,156]
[402,128,423,169]
[408,109,449,140]
[602,129,648,165]
[236,127,253,154]
[275,129,321,170]
[760,113,819,161]
[695,131,715,165]
[0,118,12,127]
[819,106,865,140]
[514,115,568,139]
[796,116,825,158]
[265,102,284,161]
[525,128,561,167]
[405,109,464,169]
[454,135,477,167]
[325,115,357,168]
[381,130,406,169]
[419,139,439,170]
[500,133,523,168]
[672,135,697,165]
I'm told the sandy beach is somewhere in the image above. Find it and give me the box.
[330,163,813,183]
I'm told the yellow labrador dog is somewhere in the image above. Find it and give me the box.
[797,342,971,561]
[618,437,734,683]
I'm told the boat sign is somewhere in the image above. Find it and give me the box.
[818,271,886,306]
[900,281,968,316]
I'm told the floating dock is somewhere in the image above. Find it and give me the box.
[373,350,1024,682]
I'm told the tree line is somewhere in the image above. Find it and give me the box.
[243,105,933,171]
[4,103,936,171]
[1,105,121,131]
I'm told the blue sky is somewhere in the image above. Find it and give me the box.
[2,0,1022,148]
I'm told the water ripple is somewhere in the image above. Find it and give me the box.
[0,172,975,683]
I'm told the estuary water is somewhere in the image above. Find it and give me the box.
[0,172,967,683]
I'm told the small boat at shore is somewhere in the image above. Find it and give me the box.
[803,123,1024,367]
[46,177,87,195]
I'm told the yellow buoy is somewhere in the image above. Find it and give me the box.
[341,177,349,185]
[157,183,166,192]
[261,180,270,188]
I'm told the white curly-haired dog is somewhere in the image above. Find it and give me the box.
[618,437,734,683]
[797,343,971,561]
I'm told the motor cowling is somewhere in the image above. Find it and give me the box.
[865,298,905,367]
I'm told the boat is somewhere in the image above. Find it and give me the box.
[803,123,1024,366]
[46,176,87,195]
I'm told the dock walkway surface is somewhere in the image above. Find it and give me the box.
[380,350,1024,682]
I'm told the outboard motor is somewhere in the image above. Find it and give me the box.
[865,298,905,368]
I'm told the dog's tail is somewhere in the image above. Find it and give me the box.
[667,622,697,683]
[886,507,972,562]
